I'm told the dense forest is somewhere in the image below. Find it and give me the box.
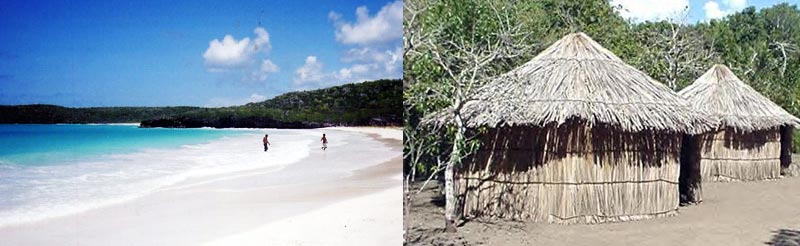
[0,105,200,124]
[403,0,800,238]
[404,0,800,177]
[141,79,402,128]
[0,79,402,128]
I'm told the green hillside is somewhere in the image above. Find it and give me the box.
[0,79,401,128]
[142,79,401,128]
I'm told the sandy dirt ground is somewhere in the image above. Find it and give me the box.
[407,160,800,246]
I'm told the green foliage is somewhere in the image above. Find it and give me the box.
[134,79,401,128]
[140,79,401,128]
[239,79,401,125]
[0,105,200,124]
[405,0,648,177]
[405,0,800,178]
[794,132,800,153]
[1,79,402,128]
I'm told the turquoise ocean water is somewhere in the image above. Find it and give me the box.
[0,124,277,227]
[0,124,397,228]
[0,124,249,166]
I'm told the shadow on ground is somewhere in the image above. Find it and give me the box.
[765,229,800,246]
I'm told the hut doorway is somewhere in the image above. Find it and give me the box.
[780,125,794,175]
[679,134,702,204]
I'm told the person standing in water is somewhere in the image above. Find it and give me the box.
[321,133,328,150]
[263,134,270,152]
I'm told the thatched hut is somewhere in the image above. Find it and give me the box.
[678,64,800,181]
[425,33,713,224]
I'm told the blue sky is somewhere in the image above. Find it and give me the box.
[1,1,795,107]
[612,0,799,23]
[0,0,401,107]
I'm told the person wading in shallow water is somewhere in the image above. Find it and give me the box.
[263,134,271,152]
[321,133,328,150]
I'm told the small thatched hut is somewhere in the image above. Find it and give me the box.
[678,64,800,181]
[425,33,713,224]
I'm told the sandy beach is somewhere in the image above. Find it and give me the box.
[408,166,800,246]
[0,127,402,245]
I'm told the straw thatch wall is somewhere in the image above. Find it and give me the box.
[678,65,800,181]
[698,128,781,182]
[458,122,682,224]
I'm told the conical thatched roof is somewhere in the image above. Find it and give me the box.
[425,32,713,134]
[678,64,800,132]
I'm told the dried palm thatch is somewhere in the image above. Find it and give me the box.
[424,32,715,134]
[678,64,800,132]
[423,33,714,224]
[697,128,782,181]
[459,122,682,224]
[679,64,800,181]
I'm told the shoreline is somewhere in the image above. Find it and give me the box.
[0,129,308,228]
[206,128,402,245]
[0,127,401,245]
[324,126,402,141]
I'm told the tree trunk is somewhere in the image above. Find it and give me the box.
[444,157,457,232]
[403,174,411,242]
[444,115,464,233]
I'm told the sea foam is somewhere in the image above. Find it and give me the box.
[0,131,312,227]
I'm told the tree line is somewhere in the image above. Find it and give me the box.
[142,79,402,128]
[0,79,402,128]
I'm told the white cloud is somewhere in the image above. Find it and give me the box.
[253,27,271,52]
[704,1,727,19]
[291,1,403,90]
[703,0,748,20]
[291,46,402,89]
[294,56,326,85]
[203,27,274,72]
[204,27,281,84]
[336,64,373,80]
[727,0,747,9]
[293,55,395,89]
[330,0,402,45]
[342,47,393,63]
[250,59,279,82]
[247,93,267,103]
[384,46,402,73]
[611,0,689,22]
[203,35,253,70]
[259,59,278,73]
[341,46,402,74]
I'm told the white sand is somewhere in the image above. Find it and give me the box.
[0,127,401,245]
[206,185,402,246]
[207,127,403,245]
[326,126,402,140]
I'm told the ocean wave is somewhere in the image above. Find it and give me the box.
[0,132,313,227]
